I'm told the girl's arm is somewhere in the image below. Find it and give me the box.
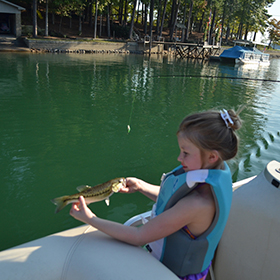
[120,177,160,202]
[70,194,208,246]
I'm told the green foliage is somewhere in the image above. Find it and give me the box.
[14,0,276,41]
[268,18,280,45]
[53,0,85,17]
[111,23,130,38]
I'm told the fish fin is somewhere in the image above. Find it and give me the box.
[51,196,68,214]
[76,185,91,192]
[105,198,110,206]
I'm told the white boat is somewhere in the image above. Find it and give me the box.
[220,40,270,65]
[1,160,280,280]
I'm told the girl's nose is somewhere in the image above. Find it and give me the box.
[177,152,182,162]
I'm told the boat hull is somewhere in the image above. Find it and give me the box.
[214,160,280,280]
[0,225,177,280]
[235,58,270,65]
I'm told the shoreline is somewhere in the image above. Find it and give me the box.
[0,37,279,58]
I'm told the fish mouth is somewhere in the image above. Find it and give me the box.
[112,178,126,192]
[121,178,126,187]
[120,178,126,190]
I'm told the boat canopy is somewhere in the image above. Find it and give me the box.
[219,45,264,59]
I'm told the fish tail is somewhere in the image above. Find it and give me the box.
[51,196,68,214]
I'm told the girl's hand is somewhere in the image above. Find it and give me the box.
[70,196,95,224]
[120,178,160,202]
[119,177,140,194]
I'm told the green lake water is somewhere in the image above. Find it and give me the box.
[1,53,280,251]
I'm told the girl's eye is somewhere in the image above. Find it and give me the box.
[183,152,188,156]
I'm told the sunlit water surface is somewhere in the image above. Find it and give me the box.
[1,53,280,251]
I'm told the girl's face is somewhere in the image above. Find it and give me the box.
[177,132,205,172]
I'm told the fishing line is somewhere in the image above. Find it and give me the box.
[127,89,137,133]
[154,75,280,83]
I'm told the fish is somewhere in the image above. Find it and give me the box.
[51,177,126,213]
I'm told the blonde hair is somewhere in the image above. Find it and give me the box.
[177,109,242,161]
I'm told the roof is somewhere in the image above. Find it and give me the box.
[219,45,264,59]
[233,40,268,47]
[0,0,25,12]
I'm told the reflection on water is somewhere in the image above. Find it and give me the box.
[1,53,280,251]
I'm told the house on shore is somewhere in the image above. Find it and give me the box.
[0,0,25,37]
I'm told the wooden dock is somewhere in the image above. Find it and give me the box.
[173,43,221,59]
[149,40,221,59]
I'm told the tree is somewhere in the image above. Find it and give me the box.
[268,18,280,47]
[93,0,98,38]
[233,0,274,41]
[149,0,154,47]
[143,2,148,35]
[205,0,223,44]
[185,0,193,41]
[155,0,162,36]
[72,0,85,35]
[45,0,49,36]
[159,0,168,37]
[33,0,37,37]
[54,0,74,33]
[129,0,137,39]
[169,0,180,41]
[107,2,111,38]
[13,0,277,42]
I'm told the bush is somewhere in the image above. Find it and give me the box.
[111,23,130,39]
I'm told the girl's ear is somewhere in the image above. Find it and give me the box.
[208,150,220,164]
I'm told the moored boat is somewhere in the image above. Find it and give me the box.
[219,40,270,65]
[0,160,280,280]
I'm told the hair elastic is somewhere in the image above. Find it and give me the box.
[220,109,234,128]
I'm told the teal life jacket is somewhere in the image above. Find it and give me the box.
[148,163,232,277]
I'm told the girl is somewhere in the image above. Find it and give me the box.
[70,109,242,280]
